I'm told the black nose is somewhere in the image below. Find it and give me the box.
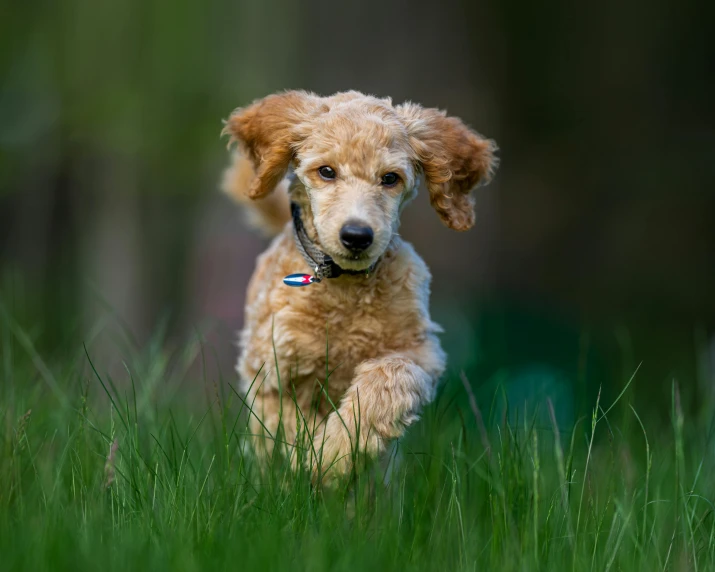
[339,222,374,252]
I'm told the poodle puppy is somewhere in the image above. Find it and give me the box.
[221,90,497,482]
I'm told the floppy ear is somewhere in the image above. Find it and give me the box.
[397,103,498,231]
[222,91,321,199]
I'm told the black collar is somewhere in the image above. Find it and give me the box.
[290,202,377,282]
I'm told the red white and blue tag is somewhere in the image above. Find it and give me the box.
[283,273,316,287]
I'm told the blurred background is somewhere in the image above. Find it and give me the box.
[1,0,713,417]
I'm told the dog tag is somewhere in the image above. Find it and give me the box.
[283,273,316,287]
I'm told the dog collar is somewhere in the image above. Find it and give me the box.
[284,202,378,287]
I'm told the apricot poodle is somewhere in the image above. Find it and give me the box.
[221,90,497,483]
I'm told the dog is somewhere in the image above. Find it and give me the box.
[221,90,497,483]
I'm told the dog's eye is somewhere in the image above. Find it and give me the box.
[318,166,336,180]
[381,172,400,187]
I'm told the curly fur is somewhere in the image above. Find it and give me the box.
[221,90,497,482]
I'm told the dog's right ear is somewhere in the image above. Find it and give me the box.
[222,91,321,199]
[396,103,498,231]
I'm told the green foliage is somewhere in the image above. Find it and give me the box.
[1,310,714,571]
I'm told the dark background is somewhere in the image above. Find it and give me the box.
[1,0,713,416]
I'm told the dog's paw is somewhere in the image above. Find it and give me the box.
[309,413,383,486]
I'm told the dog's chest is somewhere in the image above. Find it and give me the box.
[238,235,431,399]
[269,273,419,392]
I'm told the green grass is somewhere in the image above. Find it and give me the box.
[1,316,714,571]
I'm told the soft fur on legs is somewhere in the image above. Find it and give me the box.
[221,90,497,483]
[313,356,434,476]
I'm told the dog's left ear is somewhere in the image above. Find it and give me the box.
[396,103,498,231]
[223,91,322,199]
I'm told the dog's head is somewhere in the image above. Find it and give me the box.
[224,90,498,270]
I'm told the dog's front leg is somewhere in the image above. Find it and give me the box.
[312,355,435,482]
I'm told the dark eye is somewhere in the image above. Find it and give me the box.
[318,166,336,180]
[381,172,400,187]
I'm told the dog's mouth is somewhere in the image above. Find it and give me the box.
[315,225,389,271]
[328,249,382,271]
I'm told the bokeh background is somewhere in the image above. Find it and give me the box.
[2,0,713,418]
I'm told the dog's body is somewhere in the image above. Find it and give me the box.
[222,91,497,480]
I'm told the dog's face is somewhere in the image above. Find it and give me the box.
[291,100,419,270]
[224,91,497,270]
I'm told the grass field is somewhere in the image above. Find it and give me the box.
[2,313,714,571]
